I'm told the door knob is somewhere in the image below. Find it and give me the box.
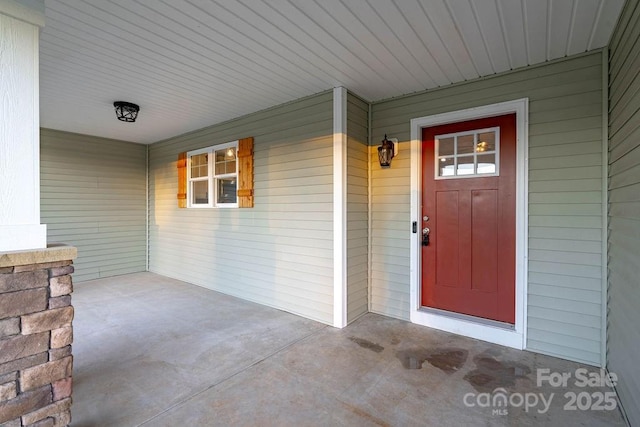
[422,227,430,246]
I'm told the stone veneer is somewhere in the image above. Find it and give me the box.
[0,245,77,427]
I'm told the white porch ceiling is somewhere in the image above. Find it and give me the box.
[39,0,626,144]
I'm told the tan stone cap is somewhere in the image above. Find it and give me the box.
[0,244,77,268]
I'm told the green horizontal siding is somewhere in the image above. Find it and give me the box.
[370,52,605,365]
[40,129,147,282]
[346,92,369,323]
[607,0,640,425]
[148,91,335,325]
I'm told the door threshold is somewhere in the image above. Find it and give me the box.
[411,306,524,349]
[419,306,515,330]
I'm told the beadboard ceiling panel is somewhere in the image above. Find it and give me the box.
[38,0,626,144]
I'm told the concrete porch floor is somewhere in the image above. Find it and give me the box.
[71,272,626,426]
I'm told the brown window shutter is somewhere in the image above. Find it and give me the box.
[237,137,254,208]
[177,152,187,208]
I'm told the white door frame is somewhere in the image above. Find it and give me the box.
[409,98,529,350]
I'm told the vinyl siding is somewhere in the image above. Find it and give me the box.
[346,92,369,323]
[148,91,335,324]
[369,147,411,321]
[40,129,147,282]
[607,1,640,425]
[370,52,605,365]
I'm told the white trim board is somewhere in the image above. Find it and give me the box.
[333,87,348,328]
[409,98,529,350]
[599,49,608,368]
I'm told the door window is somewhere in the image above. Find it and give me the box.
[435,127,499,178]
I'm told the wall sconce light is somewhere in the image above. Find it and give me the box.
[113,101,140,122]
[378,134,398,167]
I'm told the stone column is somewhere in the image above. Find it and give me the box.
[0,245,77,426]
[0,0,47,251]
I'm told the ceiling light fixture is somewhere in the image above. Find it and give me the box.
[113,101,140,122]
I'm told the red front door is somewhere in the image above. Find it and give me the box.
[421,114,516,324]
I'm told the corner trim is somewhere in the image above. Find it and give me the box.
[146,144,150,272]
[600,48,609,368]
[367,101,373,314]
[333,87,348,328]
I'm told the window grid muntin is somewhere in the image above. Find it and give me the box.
[435,126,500,179]
[190,153,209,178]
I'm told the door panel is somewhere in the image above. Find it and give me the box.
[471,189,498,293]
[435,191,459,288]
[421,114,516,324]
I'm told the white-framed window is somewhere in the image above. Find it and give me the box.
[187,140,238,208]
[435,127,500,179]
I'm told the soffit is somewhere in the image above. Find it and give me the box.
[39,0,625,143]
